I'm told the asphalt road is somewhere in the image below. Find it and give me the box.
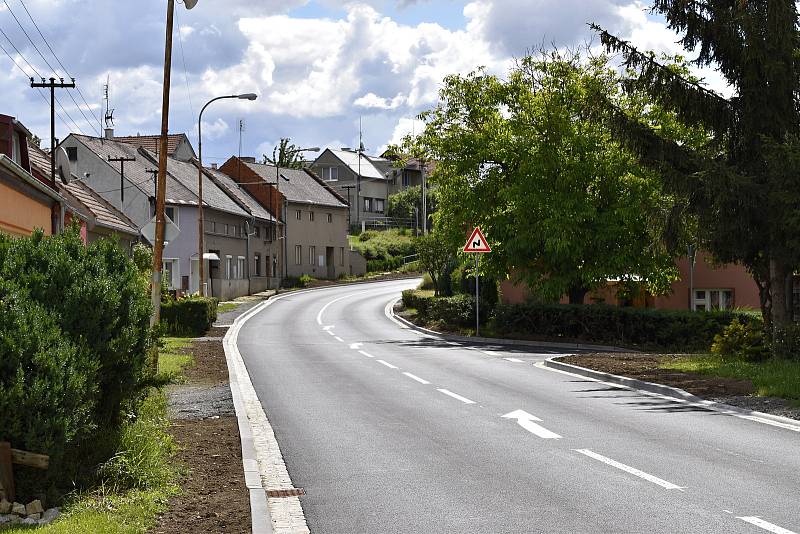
[237,279,800,534]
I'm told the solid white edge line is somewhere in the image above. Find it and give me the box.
[437,388,476,404]
[737,517,798,534]
[359,350,375,358]
[334,336,344,343]
[403,372,431,385]
[377,359,399,369]
[573,449,684,490]
[536,361,800,434]
[504,357,525,363]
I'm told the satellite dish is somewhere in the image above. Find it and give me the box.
[55,146,72,184]
[183,0,198,9]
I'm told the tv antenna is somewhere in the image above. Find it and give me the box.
[103,77,115,128]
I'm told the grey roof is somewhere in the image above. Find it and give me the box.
[324,149,389,180]
[61,180,139,235]
[70,134,198,206]
[204,166,276,222]
[141,152,248,217]
[242,161,349,208]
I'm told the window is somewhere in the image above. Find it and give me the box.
[295,245,302,265]
[327,213,333,223]
[295,210,302,220]
[375,198,385,213]
[11,131,20,165]
[364,197,372,212]
[693,289,734,311]
[226,255,233,280]
[237,257,246,279]
[340,247,345,266]
[162,259,178,290]
[402,171,410,187]
[222,223,229,236]
[254,253,261,276]
[254,225,260,238]
[309,246,316,266]
[66,146,78,162]
[309,211,315,222]
[320,166,339,181]
[165,206,178,225]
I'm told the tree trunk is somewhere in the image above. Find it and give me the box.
[752,271,772,332]
[568,286,588,305]
[769,258,791,340]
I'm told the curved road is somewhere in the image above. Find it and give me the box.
[237,279,800,534]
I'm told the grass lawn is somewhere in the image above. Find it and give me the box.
[157,337,194,380]
[216,302,239,314]
[5,345,189,533]
[661,354,800,404]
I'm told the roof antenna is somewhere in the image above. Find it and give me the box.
[104,76,115,129]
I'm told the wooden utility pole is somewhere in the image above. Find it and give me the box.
[151,0,175,327]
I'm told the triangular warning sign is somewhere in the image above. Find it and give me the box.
[463,227,491,253]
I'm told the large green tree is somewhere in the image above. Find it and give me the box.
[411,51,692,303]
[593,1,800,335]
[264,137,307,169]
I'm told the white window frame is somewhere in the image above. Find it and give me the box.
[364,197,372,212]
[375,198,385,213]
[295,210,302,220]
[254,253,261,276]
[295,245,302,265]
[162,258,179,290]
[692,289,734,311]
[309,246,316,266]
[321,166,339,182]
[226,255,233,280]
[237,256,246,280]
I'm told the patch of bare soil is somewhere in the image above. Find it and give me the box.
[560,353,755,398]
[151,328,250,534]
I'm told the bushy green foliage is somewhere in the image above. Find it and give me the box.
[711,317,769,362]
[418,273,434,290]
[349,229,416,261]
[367,256,402,273]
[0,228,152,499]
[493,302,757,351]
[299,274,315,287]
[386,185,438,222]
[449,261,498,307]
[160,296,218,336]
[402,290,489,327]
[415,231,456,296]
[771,322,800,360]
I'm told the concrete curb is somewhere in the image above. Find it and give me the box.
[543,356,800,431]
[388,298,633,352]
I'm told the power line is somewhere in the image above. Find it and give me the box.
[17,0,100,127]
[4,0,98,135]
[174,6,194,121]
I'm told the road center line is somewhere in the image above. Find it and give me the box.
[737,517,798,534]
[504,358,525,363]
[573,449,684,490]
[358,350,375,358]
[334,336,344,342]
[402,372,430,385]
[316,294,356,325]
[437,389,476,404]
[377,359,398,369]
[327,331,336,336]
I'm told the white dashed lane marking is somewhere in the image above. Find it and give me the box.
[737,516,798,534]
[402,372,430,385]
[573,449,684,490]
[437,389,476,405]
[504,358,525,363]
[358,350,375,358]
[377,360,399,369]
[334,336,344,343]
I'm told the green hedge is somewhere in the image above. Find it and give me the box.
[0,228,152,500]
[402,290,490,327]
[160,297,218,336]
[493,302,759,351]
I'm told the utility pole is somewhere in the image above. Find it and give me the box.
[340,185,356,229]
[108,155,135,207]
[30,77,75,183]
[421,156,427,234]
[151,0,176,327]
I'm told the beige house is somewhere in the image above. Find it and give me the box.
[218,157,356,280]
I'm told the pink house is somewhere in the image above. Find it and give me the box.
[500,251,761,311]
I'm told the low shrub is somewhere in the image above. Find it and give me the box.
[493,302,759,352]
[402,290,489,327]
[299,274,315,288]
[367,256,402,273]
[419,273,434,290]
[771,322,800,360]
[160,297,218,337]
[711,317,769,361]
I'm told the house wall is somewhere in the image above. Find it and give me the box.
[311,151,390,223]
[500,252,761,311]
[286,201,350,279]
[173,140,196,162]
[0,177,53,237]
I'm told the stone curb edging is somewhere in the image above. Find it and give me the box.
[543,356,800,431]
[388,298,633,353]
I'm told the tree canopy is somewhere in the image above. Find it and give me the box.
[408,50,698,303]
[593,0,800,332]
[264,138,307,169]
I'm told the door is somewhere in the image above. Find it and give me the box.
[326,247,335,279]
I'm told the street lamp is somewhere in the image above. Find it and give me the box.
[269,146,320,281]
[197,93,258,296]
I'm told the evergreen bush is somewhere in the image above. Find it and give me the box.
[160,297,218,336]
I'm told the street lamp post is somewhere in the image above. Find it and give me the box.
[197,93,257,296]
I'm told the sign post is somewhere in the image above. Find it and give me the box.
[463,227,491,336]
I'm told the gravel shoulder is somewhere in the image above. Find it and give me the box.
[560,353,800,421]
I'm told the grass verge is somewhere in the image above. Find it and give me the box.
[157,337,194,381]
[216,302,239,314]
[661,354,800,404]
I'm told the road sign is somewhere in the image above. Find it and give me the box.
[141,214,180,245]
[463,227,491,253]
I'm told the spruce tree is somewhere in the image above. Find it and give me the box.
[593,0,800,335]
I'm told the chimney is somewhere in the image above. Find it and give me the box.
[211,163,218,170]
[104,128,114,139]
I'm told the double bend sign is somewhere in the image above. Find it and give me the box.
[464,227,491,253]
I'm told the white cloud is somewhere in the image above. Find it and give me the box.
[201,118,229,140]
[354,92,406,110]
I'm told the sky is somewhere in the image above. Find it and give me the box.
[0,0,730,164]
